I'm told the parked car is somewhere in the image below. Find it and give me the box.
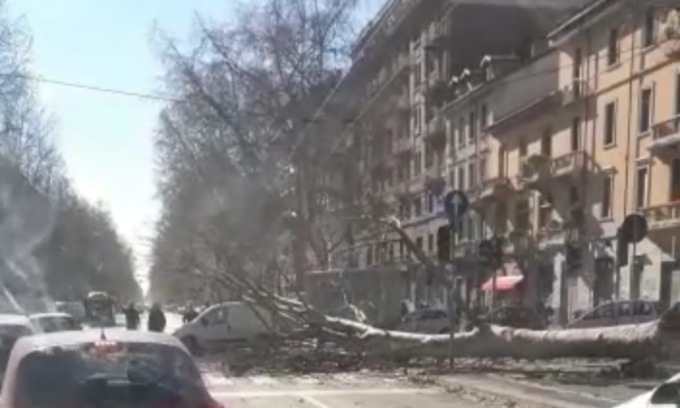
[0,314,34,379]
[0,329,222,408]
[478,306,545,329]
[566,300,662,329]
[54,301,86,324]
[395,309,452,334]
[173,302,272,352]
[29,312,81,333]
[613,371,680,408]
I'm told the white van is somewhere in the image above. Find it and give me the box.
[173,302,272,352]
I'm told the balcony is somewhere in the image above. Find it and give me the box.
[535,220,571,251]
[662,10,680,58]
[424,166,445,194]
[560,78,589,106]
[642,201,680,231]
[517,151,587,190]
[474,177,513,203]
[392,135,412,155]
[425,71,448,100]
[424,20,449,49]
[424,115,446,147]
[648,116,680,155]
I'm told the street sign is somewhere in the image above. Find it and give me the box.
[443,190,469,225]
[620,213,648,244]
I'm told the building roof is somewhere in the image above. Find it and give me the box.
[547,0,618,43]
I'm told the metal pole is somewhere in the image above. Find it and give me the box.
[630,241,637,300]
[447,264,456,367]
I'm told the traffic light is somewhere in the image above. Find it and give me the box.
[565,242,582,271]
[616,228,629,267]
[436,226,451,262]
[479,236,504,268]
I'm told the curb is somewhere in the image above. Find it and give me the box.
[430,374,614,408]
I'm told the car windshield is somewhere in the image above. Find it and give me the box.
[14,342,208,408]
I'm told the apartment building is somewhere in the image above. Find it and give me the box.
[441,0,680,323]
[320,0,594,311]
[541,0,680,319]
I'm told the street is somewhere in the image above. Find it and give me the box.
[200,372,491,408]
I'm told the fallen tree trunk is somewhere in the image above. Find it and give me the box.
[323,316,666,360]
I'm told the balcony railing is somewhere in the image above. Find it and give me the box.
[552,151,587,178]
[425,20,448,48]
[478,177,512,200]
[392,135,412,154]
[560,78,589,106]
[649,116,680,154]
[425,116,446,145]
[642,201,680,231]
[517,151,586,190]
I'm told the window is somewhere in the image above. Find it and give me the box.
[643,9,656,48]
[480,104,488,129]
[604,102,616,146]
[676,72,680,115]
[540,128,552,156]
[635,166,649,209]
[468,162,475,189]
[515,200,530,231]
[571,117,581,151]
[414,196,422,217]
[413,105,423,135]
[469,110,476,141]
[639,87,653,133]
[458,166,466,190]
[607,27,619,66]
[480,157,487,181]
[569,185,580,205]
[601,175,613,219]
[671,158,680,201]
[415,236,423,250]
[427,234,434,253]
[572,48,582,80]
[519,139,527,157]
[458,117,465,146]
[424,146,433,168]
[413,150,422,175]
[426,193,434,213]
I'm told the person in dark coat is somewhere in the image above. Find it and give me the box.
[182,305,198,323]
[124,302,140,330]
[147,302,166,333]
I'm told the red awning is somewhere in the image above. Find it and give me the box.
[481,275,524,292]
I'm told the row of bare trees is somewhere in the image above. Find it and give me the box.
[0,4,140,311]
[148,0,384,303]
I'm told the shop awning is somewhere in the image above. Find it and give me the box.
[481,275,524,292]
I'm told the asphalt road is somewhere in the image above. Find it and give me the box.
[200,372,495,408]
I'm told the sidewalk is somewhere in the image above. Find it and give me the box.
[433,372,651,408]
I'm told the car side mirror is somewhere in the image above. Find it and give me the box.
[200,318,208,327]
[651,382,680,405]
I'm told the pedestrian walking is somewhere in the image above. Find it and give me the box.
[124,302,140,330]
[147,302,166,333]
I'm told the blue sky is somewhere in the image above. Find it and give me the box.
[7,0,382,292]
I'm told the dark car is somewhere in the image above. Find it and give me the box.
[479,306,545,329]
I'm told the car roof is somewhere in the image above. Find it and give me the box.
[29,312,72,319]
[0,329,191,402]
[0,314,31,326]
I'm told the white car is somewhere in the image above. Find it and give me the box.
[29,312,80,333]
[0,314,34,378]
[614,372,680,407]
[174,302,272,352]
[0,329,223,408]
